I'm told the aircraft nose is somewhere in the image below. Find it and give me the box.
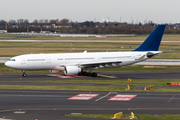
[5,60,20,69]
[5,61,10,67]
[5,61,16,68]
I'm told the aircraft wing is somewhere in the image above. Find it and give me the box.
[79,60,122,68]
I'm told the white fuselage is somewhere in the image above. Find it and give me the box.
[5,51,162,71]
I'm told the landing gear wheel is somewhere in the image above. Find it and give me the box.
[78,73,82,76]
[22,73,27,77]
[91,73,97,77]
[82,71,87,76]
[87,73,92,76]
[22,70,27,77]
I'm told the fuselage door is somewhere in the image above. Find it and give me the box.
[46,57,51,63]
[21,57,26,64]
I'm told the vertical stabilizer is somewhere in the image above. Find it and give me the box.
[133,25,166,51]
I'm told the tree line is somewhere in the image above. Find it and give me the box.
[0,18,180,34]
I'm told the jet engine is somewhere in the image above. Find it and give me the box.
[64,66,82,75]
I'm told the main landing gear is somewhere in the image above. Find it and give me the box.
[78,71,97,77]
[22,70,27,77]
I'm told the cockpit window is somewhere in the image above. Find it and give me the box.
[9,59,16,61]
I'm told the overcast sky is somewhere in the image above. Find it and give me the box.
[1,0,179,24]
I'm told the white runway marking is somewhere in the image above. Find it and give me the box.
[68,96,93,100]
[14,111,26,114]
[68,94,99,100]
[168,95,176,103]
[76,94,99,97]
[108,94,137,101]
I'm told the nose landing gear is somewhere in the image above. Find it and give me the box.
[22,70,27,77]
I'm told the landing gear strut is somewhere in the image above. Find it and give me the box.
[22,70,27,77]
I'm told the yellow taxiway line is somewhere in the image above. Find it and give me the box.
[95,93,111,101]
[98,74,117,78]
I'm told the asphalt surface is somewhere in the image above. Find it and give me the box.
[0,90,180,120]
[1,71,180,80]
[0,72,180,120]
[0,72,180,89]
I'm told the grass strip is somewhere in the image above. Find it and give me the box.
[1,37,180,59]
[1,34,180,41]
[0,85,126,91]
[66,114,180,120]
[0,85,180,92]
[1,79,180,86]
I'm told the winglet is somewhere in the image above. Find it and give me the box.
[133,24,166,51]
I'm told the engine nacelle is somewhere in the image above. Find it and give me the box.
[64,66,82,75]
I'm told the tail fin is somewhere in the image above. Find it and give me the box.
[133,24,166,51]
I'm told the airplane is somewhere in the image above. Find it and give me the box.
[5,24,166,77]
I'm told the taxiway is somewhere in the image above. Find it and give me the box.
[0,71,180,81]
[0,72,180,120]
[0,90,180,120]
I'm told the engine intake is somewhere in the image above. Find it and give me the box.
[64,66,82,75]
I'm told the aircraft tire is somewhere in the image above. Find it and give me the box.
[87,73,92,76]
[78,73,82,76]
[82,71,87,76]
[92,73,97,77]
[22,73,27,77]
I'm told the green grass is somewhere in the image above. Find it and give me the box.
[1,34,180,41]
[66,114,180,120]
[1,34,180,59]
[0,41,137,56]
[0,85,126,91]
[66,114,113,119]
[153,52,180,59]
[2,79,180,86]
[0,34,147,40]
[0,84,180,92]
